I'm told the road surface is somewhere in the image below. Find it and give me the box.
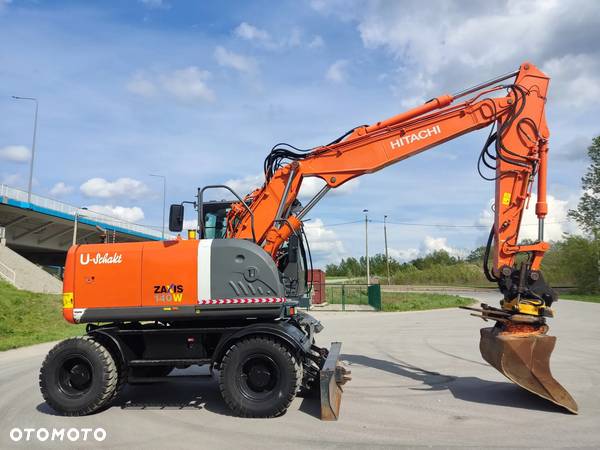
[1,292,598,449]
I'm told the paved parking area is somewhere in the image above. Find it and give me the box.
[1,294,598,449]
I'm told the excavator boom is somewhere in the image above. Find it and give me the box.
[223,62,577,413]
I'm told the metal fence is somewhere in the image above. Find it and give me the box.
[323,284,382,311]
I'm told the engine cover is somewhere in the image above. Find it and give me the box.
[62,238,287,323]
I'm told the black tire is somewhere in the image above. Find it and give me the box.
[39,336,118,416]
[110,354,126,403]
[219,337,300,418]
[89,334,126,404]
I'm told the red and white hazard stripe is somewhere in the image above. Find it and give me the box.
[198,298,286,305]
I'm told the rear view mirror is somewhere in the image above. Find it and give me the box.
[169,204,184,232]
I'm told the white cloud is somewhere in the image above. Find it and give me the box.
[388,247,419,262]
[477,193,581,242]
[214,46,258,74]
[126,73,157,97]
[299,177,359,200]
[304,218,345,261]
[0,145,30,163]
[326,60,349,83]
[392,71,435,108]
[233,22,315,50]
[421,235,465,257]
[542,54,600,107]
[138,0,168,9]
[86,205,145,223]
[223,173,359,202]
[1,172,23,186]
[49,181,73,197]
[308,35,325,48]
[235,22,270,42]
[312,0,600,106]
[80,177,150,199]
[388,235,464,263]
[183,219,198,230]
[128,67,215,102]
[160,67,215,102]
[224,174,264,197]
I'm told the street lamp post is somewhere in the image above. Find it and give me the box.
[384,215,391,285]
[363,209,369,285]
[150,174,167,240]
[72,207,88,246]
[11,96,38,204]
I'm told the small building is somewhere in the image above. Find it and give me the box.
[308,269,326,305]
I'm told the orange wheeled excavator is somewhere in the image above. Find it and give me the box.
[40,61,577,420]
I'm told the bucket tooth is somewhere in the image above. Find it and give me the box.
[480,326,578,414]
[320,342,351,421]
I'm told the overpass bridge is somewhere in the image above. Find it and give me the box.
[0,184,164,267]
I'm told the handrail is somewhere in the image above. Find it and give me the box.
[0,259,17,286]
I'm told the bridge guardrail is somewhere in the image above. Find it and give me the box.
[1,184,164,239]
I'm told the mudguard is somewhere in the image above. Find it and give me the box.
[212,321,312,365]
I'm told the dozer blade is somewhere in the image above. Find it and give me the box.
[320,342,351,420]
[480,326,578,414]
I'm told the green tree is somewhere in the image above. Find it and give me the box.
[542,236,599,293]
[412,250,458,270]
[569,136,600,236]
[466,246,486,264]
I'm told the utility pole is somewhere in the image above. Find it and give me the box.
[150,174,167,240]
[363,209,369,285]
[384,215,391,285]
[12,96,38,203]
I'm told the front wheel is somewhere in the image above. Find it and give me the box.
[39,336,119,416]
[219,337,301,418]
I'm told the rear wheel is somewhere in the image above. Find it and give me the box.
[39,336,118,416]
[219,337,300,418]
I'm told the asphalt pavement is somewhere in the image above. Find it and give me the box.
[1,292,598,449]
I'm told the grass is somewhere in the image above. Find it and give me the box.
[381,292,475,312]
[0,281,84,351]
[559,293,600,303]
[322,284,475,311]
[392,263,489,286]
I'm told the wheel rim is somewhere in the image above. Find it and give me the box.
[238,354,281,401]
[57,356,93,397]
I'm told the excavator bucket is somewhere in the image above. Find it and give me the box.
[320,342,351,420]
[480,326,578,414]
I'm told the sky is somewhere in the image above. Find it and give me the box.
[0,0,597,267]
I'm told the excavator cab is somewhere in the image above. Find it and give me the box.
[202,200,232,239]
[168,199,232,239]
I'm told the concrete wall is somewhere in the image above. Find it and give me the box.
[0,245,62,294]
